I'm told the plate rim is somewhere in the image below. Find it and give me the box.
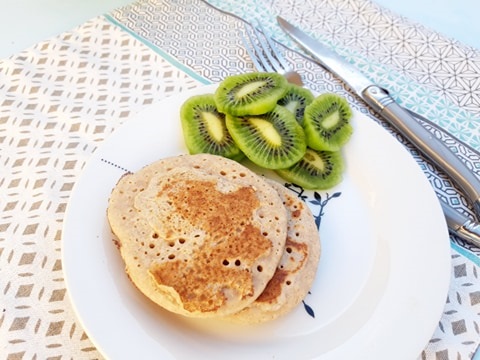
[62,84,451,359]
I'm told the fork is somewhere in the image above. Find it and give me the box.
[242,22,303,86]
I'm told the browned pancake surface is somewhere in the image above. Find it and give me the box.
[107,154,288,317]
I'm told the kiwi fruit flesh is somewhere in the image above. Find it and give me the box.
[225,105,306,169]
[303,93,353,151]
[214,72,288,116]
[277,84,314,125]
[276,148,344,190]
[180,94,244,161]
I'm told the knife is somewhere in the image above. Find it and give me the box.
[277,16,480,220]
[441,202,480,247]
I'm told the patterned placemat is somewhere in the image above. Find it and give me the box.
[1,0,480,358]
[0,15,203,359]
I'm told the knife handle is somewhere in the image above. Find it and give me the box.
[441,201,480,248]
[362,85,480,217]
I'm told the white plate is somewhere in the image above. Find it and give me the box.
[62,85,451,359]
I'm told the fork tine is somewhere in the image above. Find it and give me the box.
[242,26,274,72]
[254,22,292,72]
[249,26,282,72]
[243,23,285,73]
[242,22,304,86]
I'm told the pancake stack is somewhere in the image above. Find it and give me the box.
[107,153,321,323]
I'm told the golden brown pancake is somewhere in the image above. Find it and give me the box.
[224,180,321,324]
[107,154,288,318]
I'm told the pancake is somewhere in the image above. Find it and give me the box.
[224,180,321,324]
[107,153,288,318]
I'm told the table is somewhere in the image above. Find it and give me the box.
[1,0,480,359]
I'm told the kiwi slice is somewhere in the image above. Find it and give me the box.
[180,94,244,161]
[276,148,344,190]
[225,105,306,169]
[303,93,353,151]
[277,84,314,125]
[214,72,288,116]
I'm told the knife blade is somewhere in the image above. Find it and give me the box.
[277,16,480,220]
